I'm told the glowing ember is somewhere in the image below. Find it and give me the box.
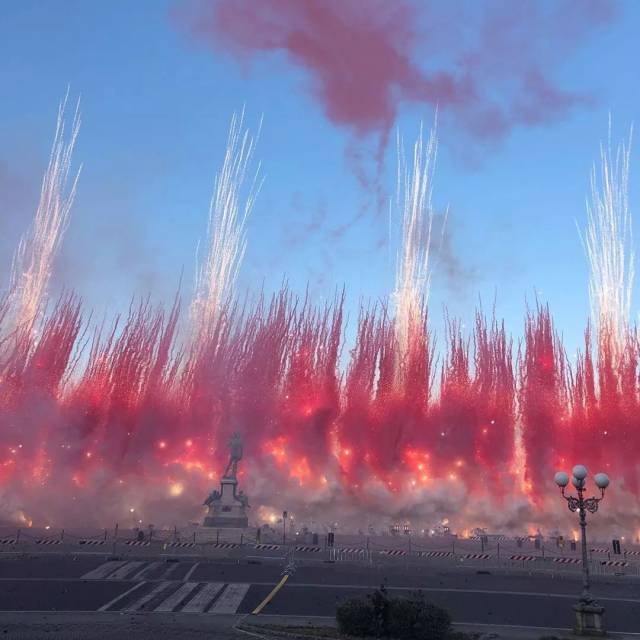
[169,482,184,497]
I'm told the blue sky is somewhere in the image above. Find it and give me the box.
[1,0,639,357]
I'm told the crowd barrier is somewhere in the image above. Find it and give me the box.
[1,527,638,578]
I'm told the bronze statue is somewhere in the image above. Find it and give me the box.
[237,490,249,508]
[202,431,249,528]
[203,489,221,507]
[223,432,243,479]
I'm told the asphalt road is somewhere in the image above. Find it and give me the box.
[0,555,639,634]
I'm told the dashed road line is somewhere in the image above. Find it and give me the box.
[266,583,640,604]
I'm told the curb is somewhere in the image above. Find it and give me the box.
[241,618,640,640]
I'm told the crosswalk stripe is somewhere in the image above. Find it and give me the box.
[158,562,181,580]
[124,581,175,612]
[181,582,224,613]
[98,582,147,612]
[183,562,199,582]
[131,561,162,582]
[154,582,200,612]
[209,583,250,614]
[82,561,127,580]
[108,561,146,580]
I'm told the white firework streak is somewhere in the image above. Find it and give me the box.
[191,110,262,341]
[579,121,633,360]
[392,122,442,376]
[9,91,81,335]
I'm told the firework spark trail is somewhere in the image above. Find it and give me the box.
[570,126,638,497]
[580,122,634,361]
[392,123,442,384]
[7,93,81,337]
[3,108,640,534]
[519,304,569,499]
[190,110,263,343]
[570,324,640,496]
[281,294,342,470]
[471,311,515,496]
[342,121,443,495]
[437,320,476,484]
[339,305,380,484]
[0,294,9,336]
[2,284,640,533]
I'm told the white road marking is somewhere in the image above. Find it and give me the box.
[158,562,181,580]
[181,582,224,613]
[81,561,126,580]
[107,561,145,580]
[97,582,147,611]
[131,561,162,581]
[124,581,175,612]
[183,562,199,582]
[266,583,640,604]
[154,582,200,612]
[209,583,250,614]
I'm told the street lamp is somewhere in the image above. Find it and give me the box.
[554,464,610,637]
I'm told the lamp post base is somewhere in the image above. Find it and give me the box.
[573,601,606,636]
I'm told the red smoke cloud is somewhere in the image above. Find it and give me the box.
[177,0,617,140]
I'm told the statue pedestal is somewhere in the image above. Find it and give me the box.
[573,601,606,636]
[203,476,249,529]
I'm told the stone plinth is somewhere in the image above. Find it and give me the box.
[573,601,606,636]
[203,476,249,529]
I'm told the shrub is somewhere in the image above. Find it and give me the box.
[386,593,451,640]
[336,587,452,640]
[369,586,391,636]
[336,596,376,637]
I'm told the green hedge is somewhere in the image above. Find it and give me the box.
[336,596,378,637]
[336,587,452,640]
